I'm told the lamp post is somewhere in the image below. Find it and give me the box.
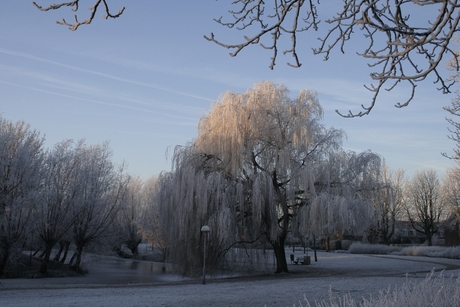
[201,225,210,285]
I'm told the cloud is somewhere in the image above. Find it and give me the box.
[0,47,214,103]
[0,80,197,126]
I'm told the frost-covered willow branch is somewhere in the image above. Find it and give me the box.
[294,150,382,247]
[206,0,460,117]
[33,0,125,30]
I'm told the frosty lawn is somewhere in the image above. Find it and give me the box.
[1,250,460,307]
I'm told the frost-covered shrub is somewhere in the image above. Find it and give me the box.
[395,246,460,259]
[294,271,460,307]
[347,242,401,255]
[349,242,460,260]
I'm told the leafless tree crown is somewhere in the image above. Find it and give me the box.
[204,0,460,117]
[33,0,125,31]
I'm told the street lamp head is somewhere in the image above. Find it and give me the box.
[201,225,210,233]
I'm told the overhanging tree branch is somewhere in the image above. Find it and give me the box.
[205,0,460,117]
[33,0,125,31]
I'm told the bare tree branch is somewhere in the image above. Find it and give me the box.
[33,0,125,31]
[205,0,460,117]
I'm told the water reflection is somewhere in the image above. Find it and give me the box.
[84,257,177,284]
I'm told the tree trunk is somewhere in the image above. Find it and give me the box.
[313,235,317,262]
[0,248,9,276]
[272,238,288,273]
[325,236,330,252]
[39,244,54,275]
[69,250,76,266]
[426,235,433,246]
[127,239,141,258]
[53,242,65,261]
[73,245,84,273]
[60,241,70,263]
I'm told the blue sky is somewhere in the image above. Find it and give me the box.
[0,1,456,179]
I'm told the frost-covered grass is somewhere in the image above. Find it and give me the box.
[348,242,460,260]
[295,271,460,307]
[3,251,460,307]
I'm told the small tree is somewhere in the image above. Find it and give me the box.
[68,141,129,272]
[0,118,44,275]
[369,167,406,244]
[112,176,144,258]
[35,140,83,275]
[442,168,460,221]
[405,170,445,246]
[140,176,165,256]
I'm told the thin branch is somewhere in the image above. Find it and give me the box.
[33,0,125,31]
[207,0,460,117]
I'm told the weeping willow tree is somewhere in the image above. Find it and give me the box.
[158,81,346,274]
[295,150,382,250]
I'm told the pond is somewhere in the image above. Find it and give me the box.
[82,255,180,284]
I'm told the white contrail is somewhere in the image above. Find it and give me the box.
[0,47,214,102]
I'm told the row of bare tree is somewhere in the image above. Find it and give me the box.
[0,118,161,276]
[2,83,460,277]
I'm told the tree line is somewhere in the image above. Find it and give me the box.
[0,119,161,276]
[1,82,460,277]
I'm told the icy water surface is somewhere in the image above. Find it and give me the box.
[84,257,173,284]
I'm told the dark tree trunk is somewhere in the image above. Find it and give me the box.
[0,248,9,276]
[325,236,330,252]
[270,171,289,274]
[53,242,65,261]
[39,244,54,275]
[60,241,70,263]
[73,245,84,273]
[69,250,76,266]
[313,235,317,262]
[127,239,141,258]
[272,237,288,273]
[426,235,433,246]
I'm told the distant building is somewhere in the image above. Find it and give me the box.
[390,221,428,245]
